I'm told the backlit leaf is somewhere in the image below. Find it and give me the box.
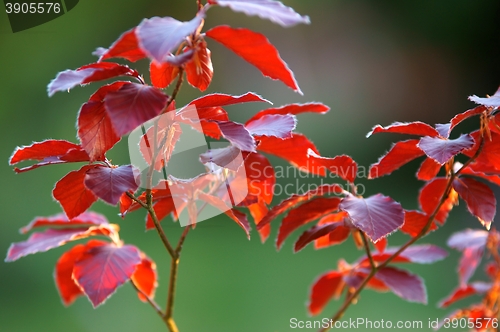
[246,103,329,123]
[295,222,349,252]
[308,271,344,315]
[131,255,158,302]
[73,243,141,307]
[5,226,115,262]
[244,152,275,205]
[54,240,107,306]
[84,165,140,205]
[211,0,310,27]
[307,150,358,183]
[366,121,439,138]
[400,210,437,237]
[416,157,441,181]
[10,140,89,173]
[185,40,213,91]
[438,282,491,308]
[217,121,256,151]
[150,61,178,88]
[77,82,125,161]
[339,194,404,243]
[375,266,427,304]
[48,62,140,96]
[452,178,496,229]
[246,114,296,139]
[417,134,474,165]
[450,106,486,133]
[369,139,424,179]
[137,14,204,63]
[104,82,168,136]
[53,165,98,220]
[419,178,458,224]
[277,197,341,249]
[257,134,324,175]
[206,26,302,94]
[21,211,109,234]
[97,28,147,62]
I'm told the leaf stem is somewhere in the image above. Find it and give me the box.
[130,279,164,318]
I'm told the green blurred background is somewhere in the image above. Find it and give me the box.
[1,0,500,331]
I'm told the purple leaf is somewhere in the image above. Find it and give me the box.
[469,87,500,108]
[383,244,448,264]
[245,114,296,138]
[84,165,140,205]
[211,0,310,27]
[339,194,404,243]
[199,146,243,171]
[104,83,168,136]
[435,123,451,138]
[294,222,349,253]
[417,134,474,165]
[447,229,489,251]
[48,62,140,97]
[217,121,256,152]
[136,14,204,63]
[73,244,141,307]
[376,266,427,304]
[5,227,113,262]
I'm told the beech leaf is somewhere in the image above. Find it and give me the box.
[104,82,168,136]
[375,266,427,304]
[211,0,310,27]
[97,28,147,62]
[136,14,204,63]
[452,177,496,229]
[369,139,424,179]
[469,87,500,108]
[339,194,404,243]
[417,134,474,165]
[73,243,141,307]
[21,211,109,234]
[308,271,344,316]
[367,121,439,138]
[246,103,329,123]
[84,165,140,205]
[206,25,302,94]
[246,114,296,138]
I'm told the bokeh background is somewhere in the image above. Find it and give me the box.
[1,0,500,331]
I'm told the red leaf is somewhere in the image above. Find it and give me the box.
[246,103,329,123]
[419,178,458,224]
[150,61,178,88]
[53,165,98,220]
[314,212,350,249]
[450,106,487,132]
[400,210,437,237]
[248,201,270,243]
[54,240,107,306]
[104,82,168,136]
[246,114,296,139]
[211,0,310,27]
[197,192,251,238]
[131,255,158,302]
[77,82,125,161]
[374,238,387,253]
[10,140,89,173]
[417,134,474,165]
[48,62,140,96]
[295,222,349,252]
[453,177,496,229]
[375,266,427,304]
[277,197,341,249]
[257,134,324,175]
[339,194,404,243]
[146,197,176,230]
[257,184,344,230]
[84,165,140,205]
[5,225,116,262]
[185,40,213,91]
[73,243,141,307]
[369,139,424,179]
[21,211,109,234]
[206,26,302,94]
[244,152,275,205]
[308,271,344,315]
[439,282,491,308]
[366,121,439,138]
[187,92,270,109]
[136,14,204,63]
[416,157,441,181]
[307,150,358,183]
[464,131,500,173]
[97,28,147,62]
[469,87,500,108]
